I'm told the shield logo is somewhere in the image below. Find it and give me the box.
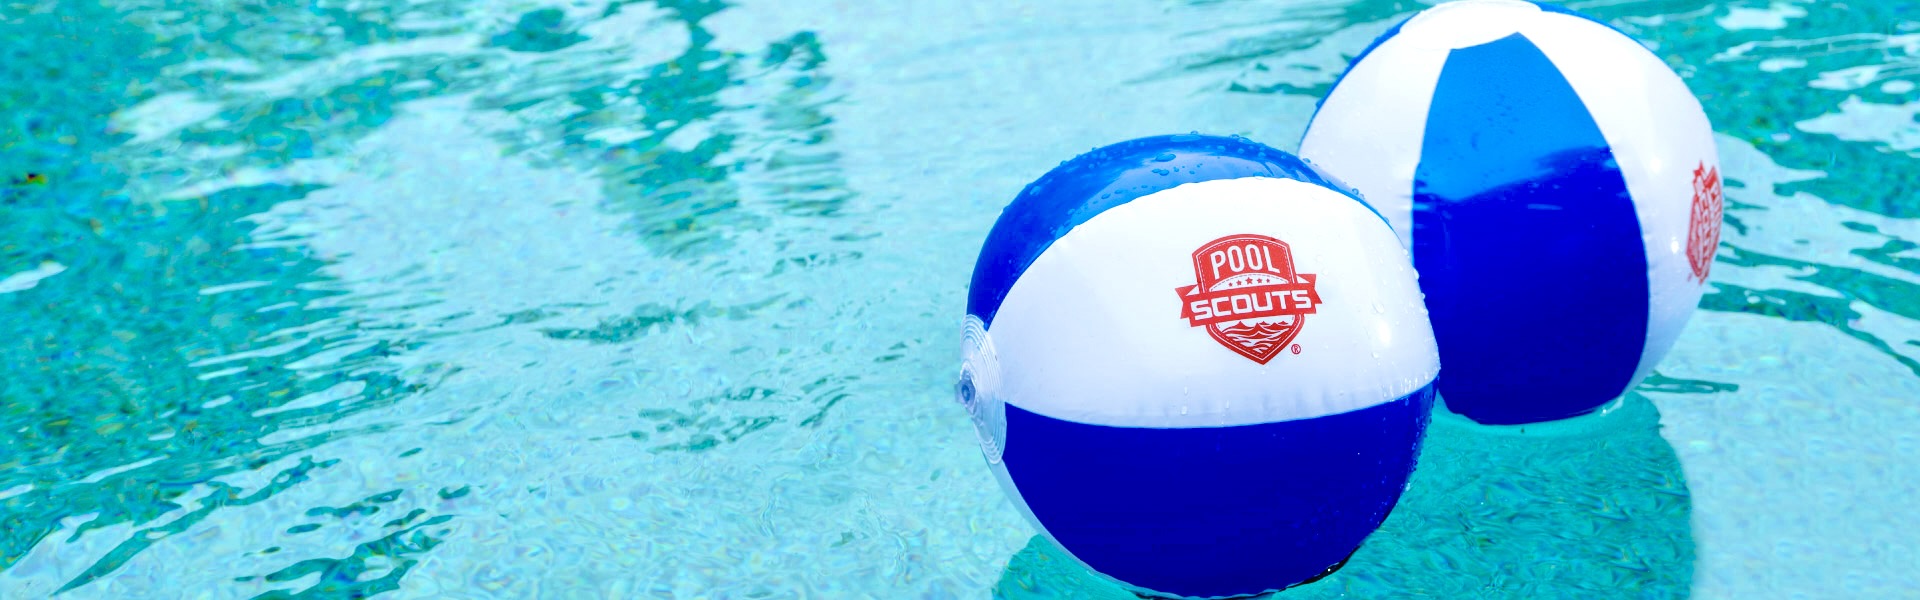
[1686,162,1724,282]
[1175,234,1321,364]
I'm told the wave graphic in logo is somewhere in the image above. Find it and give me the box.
[1175,234,1320,364]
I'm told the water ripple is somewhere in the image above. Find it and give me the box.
[7,0,1919,597]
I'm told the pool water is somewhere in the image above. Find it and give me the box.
[2,0,1916,598]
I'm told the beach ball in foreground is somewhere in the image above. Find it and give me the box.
[1299,0,1724,425]
[956,134,1439,599]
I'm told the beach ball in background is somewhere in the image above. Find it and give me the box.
[957,134,1440,599]
[1299,0,1724,426]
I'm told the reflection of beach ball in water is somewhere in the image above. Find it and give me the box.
[957,134,1440,599]
[1300,0,1724,425]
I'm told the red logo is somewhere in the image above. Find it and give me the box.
[1175,234,1320,364]
[1686,162,1724,282]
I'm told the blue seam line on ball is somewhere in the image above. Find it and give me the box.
[965,134,1378,328]
[1310,1,1639,127]
[1412,32,1649,425]
[1529,1,1640,41]
[998,384,1436,599]
[1307,11,1410,117]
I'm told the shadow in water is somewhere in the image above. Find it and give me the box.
[993,393,1695,599]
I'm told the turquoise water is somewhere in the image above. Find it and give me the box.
[2,0,1916,598]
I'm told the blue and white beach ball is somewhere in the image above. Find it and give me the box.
[1299,0,1724,425]
[958,134,1440,599]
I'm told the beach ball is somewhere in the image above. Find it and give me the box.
[956,134,1439,599]
[1298,0,1724,425]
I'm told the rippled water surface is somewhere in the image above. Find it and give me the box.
[3,0,1917,598]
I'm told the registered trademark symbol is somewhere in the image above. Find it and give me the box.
[1291,344,1302,354]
